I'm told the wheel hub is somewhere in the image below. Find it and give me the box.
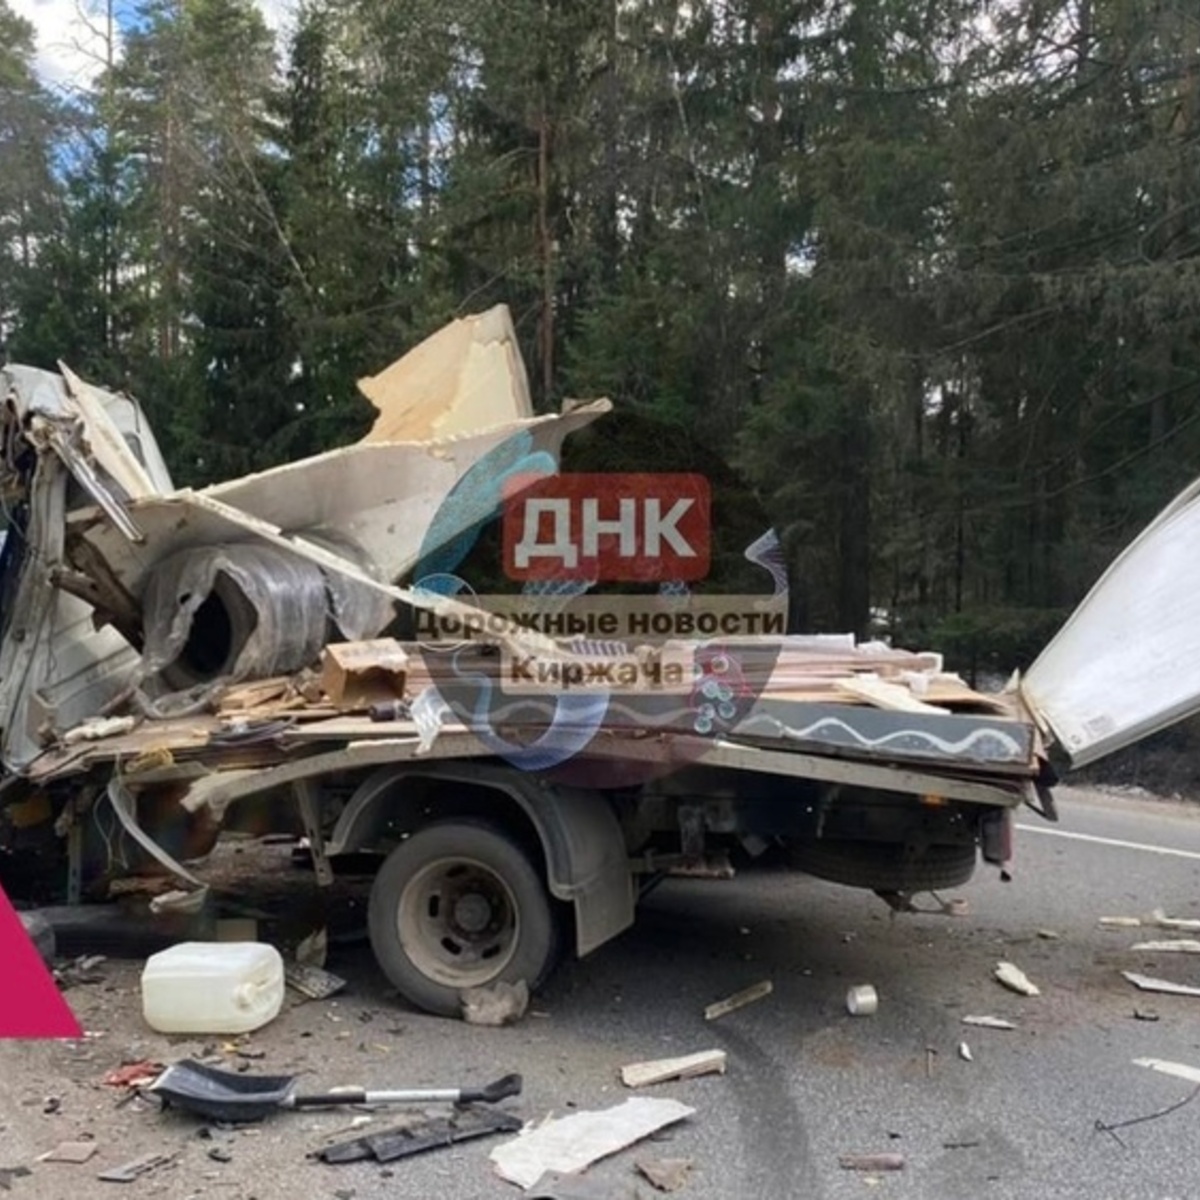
[453,890,494,935]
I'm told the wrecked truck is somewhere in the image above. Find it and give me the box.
[0,308,1176,1016]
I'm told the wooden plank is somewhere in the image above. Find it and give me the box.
[835,675,948,714]
[704,980,772,1021]
[620,1049,727,1089]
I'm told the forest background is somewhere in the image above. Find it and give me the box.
[1,0,1198,736]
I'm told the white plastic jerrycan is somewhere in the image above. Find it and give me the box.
[141,942,285,1034]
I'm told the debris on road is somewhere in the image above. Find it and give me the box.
[489,1097,694,1189]
[1133,1009,1160,1022]
[958,1042,973,1062]
[37,1141,96,1163]
[704,980,772,1021]
[461,979,530,1026]
[1036,929,1060,940]
[102,1061,165,1089]
[1152,908,1200,932]
[838,1153,905,1171]
[1099,917,1142,928]
[1133,1057,1200,1085]
[319,1107,523,1164]
[284,963,346,1000]
[994,962,1040,996]
[636,1156,694,1192]
[961,1015,1016,1030]
[620,1050,726,1089]
[1121,972,1200,997]
[845,985,878,1016]
[1129,939,1200,954]
[96,1151,176,1183]
[1096,1068,1200,1145]
[0,1167,32,1191]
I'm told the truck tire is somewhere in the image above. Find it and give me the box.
[788,840,976,892]
[368,819,561,1017]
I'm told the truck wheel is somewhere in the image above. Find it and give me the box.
[368,820,561,1017]
[788,840,976,891]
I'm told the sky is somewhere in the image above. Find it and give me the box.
[10,0,296,90]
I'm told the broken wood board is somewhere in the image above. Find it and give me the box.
[994,962,1040,997]
[1152,909,1200,932]
[1130,939,1200,954]
[357,305,535,444]
[1122,971,1200,997]
[704,980,772,1021]
[961,1015,1016,1030]
[835,675,948,715]
[621,1049,727,1089]
[1133,1057,1200,1085]
[489,1097,693,1190]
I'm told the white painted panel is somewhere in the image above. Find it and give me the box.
[1023,476,1200,766]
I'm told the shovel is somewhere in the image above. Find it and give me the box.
[148,1059,522,1123]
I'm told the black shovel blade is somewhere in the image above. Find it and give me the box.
[148,1060,297,1123]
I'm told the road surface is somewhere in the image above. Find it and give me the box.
[2,785,1200,1199]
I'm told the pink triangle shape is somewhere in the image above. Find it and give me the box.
[0,883,82,1038]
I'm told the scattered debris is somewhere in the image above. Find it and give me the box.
[1036,929,1060,940]
[1129,939,1200,954]
[461,980,529,1027]
[621,1050,727,1089]
[925,1047,938,1078]
[285,963,347,1001]
[37,1141,97,1163]
[1133,1009,1160,1022]
[1096,1071,1200,1146]
[958,1042,973,1062]
[845,985,878,1016]
[42,1096,61,1115]
[61,715,137,745]
[96,1151,176,1183]
[1133,1057,1200,1085]
[943,1139,981,1151]
[207,1146,233,1163]
[994,962,1040,997]
[1122,972,1200,998]
[0,1167,32,1191]
[294,926,328,969]
[961,1016,1016,1030]
[320,1107,522,1164]
[838,1153,905,1172]
[1099,917,1142,928]
[704,980,772,1021]
[1151,908,1200,932]
[636,1156,694,1192]
[489,1097,694,1189]
[102,1061,165,1089]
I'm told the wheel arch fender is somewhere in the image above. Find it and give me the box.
[330,762,634,957]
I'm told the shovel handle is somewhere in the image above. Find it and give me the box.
[290,1074,523,1109]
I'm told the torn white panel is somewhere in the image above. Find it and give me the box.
[197,403,609,584]
[1023,473,1200,766]
[490,1098,694,1190]
[58,363,160,500]
[1122,971,1200,997]
[357,305,534,443]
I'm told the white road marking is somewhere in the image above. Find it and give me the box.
[1015,823,1200,862]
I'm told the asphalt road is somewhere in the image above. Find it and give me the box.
[3,784,1200,1200]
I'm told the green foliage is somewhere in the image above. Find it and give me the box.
[2,0,1200,650]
